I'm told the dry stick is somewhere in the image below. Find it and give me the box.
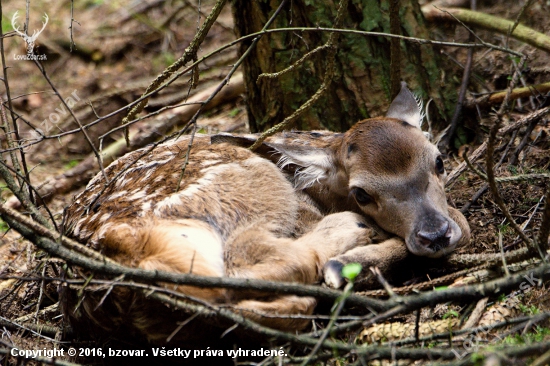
[460,297,489,330]
[537,187,550,251]
[257,44,330,82]
[509,118,538,166]
[506,0,536,49]
[120,0,227,146]
[0,155,53,230]
[357,263,492,298]
[69,0,77,52]
[301,282,354,366]
[446,106,550,186]
[466,81,550,108]
[422,7,550,53]
[532,349,550,366]
[0,319,60,340]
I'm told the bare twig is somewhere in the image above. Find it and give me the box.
[447,106,550,186]
[120,0,228,146]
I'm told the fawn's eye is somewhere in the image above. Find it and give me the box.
[435,156,445,175]
[351,187,374,206]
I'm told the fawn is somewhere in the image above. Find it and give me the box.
[63,82,470,342]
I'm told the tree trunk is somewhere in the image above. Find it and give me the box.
[232,0,457,132]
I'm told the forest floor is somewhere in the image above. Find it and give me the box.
[0,0,549,365]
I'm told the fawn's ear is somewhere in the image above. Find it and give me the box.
[211,133,334,189]
[386,81,423,130]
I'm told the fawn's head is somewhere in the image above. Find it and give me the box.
[336,83,460,257]
[213,83,463,257]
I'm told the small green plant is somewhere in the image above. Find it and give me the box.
[518,304,540,315]
[443,309,459,319]
[341,263,362,282]
[470,352,485,366]
[64,160,80,169]
[497,223,511,235]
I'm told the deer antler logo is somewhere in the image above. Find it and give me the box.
[11,11,48,57]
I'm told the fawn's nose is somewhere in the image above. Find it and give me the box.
[416,220,451,250]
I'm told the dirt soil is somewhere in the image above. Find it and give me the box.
[0,0,549,365]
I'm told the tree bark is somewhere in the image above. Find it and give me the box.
[232,0,458,132]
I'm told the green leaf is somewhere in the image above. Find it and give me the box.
[341,263,362,281]
[443,310,459,319]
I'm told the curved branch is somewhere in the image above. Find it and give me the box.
[423,6,550,53]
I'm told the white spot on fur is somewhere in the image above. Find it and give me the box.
[178,164,234,198]
[86,174,102,189]
[154,194,183,215]
[73,222,81,236]
[95,223,113,240]
[127,190,147,200]
[108,191,128,200]
[90,212,100,223]
[201,159,222,167]
[141,201,152,213]
[99,214,111,223]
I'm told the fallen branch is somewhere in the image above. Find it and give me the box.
[422,6,550,53]
[465,81,550,108]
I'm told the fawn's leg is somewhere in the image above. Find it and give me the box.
[323,207,471,289]
[225,212,376,285]
[223,212,376,331]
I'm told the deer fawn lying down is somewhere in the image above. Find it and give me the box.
[63,83,470,342]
